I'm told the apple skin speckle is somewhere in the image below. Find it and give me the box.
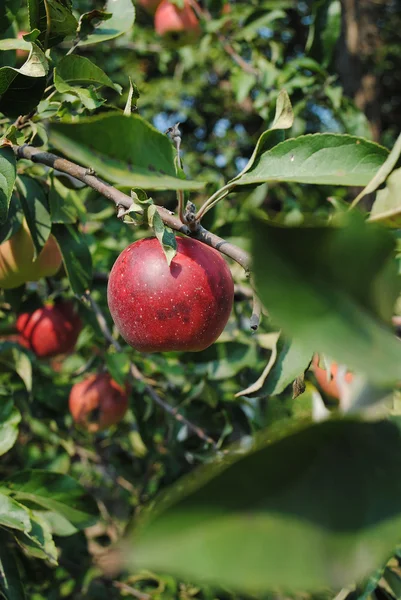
[107,236,234,352]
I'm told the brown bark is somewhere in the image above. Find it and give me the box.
[336,0,383,140]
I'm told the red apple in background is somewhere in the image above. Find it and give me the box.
[0,220,62,289]
[107,236,234,352]
[154,0,201,42]
[69,373,129,432]
[16,31,29,63]
[138,0,162,14]
[16,301,82,358]
[312,355,354,400]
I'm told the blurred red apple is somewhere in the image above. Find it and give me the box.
[0,220,62,289]
[154,0,201,43]
[312,355,354,400]
[16,301,82,358]
[107,236,234,353]
[69,373,129,431]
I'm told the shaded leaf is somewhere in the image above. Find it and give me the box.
[0,0,22,35]
[0,43,48,117]
[252,213,401,387]
[49,113,205,191]
[13,514,57,564]
[0,342,32,392]
[0,530,26,600]
[48,174,85,224]
[128,419,401,592]
[3,470,98,530]
[0,399,21,457]
[52,224,92,295]
[17,175,51,258]
[0,147,16,225]
[28,0,77,49]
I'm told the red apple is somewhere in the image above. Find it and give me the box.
[69,373,129,432]
[154,0,201,42]
[16,301,82,358]
[0,220,62,289]
[107,236,234,352]
[312,355,354,400]
[138,0,162,14]
[16,31,29,62]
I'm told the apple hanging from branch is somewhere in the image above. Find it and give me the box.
[107,236,234,353]
[154,0,201,43]
[0,220,62,289]
[69,373,129,432]
[16,301,82,358]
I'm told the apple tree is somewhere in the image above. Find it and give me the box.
[1,0,401,599]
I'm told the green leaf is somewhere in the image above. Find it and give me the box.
[51,224,92,295]
[127,419,401,592]
[0,493,31,533]
[0,530,26,600]
[48,174,85,224]
[124,76,140,115]
[105,351,131,388]
[0,342,32,392]
[237,336,312,397]
[251,214,401,387]
[148,205,177,266]
[77,0,135,47]
[231,89,293,182]
[13,514,57,564]
[0,146,16,225]
[3,470,99,530]
[234,134,389,187]
[0,399,21,457]
[0,0,22,35]
[352,131,401,208]
[17,175,51,258]
[369,167,401,227]
[49,113,205,191]
[28,0,78,50]
[0,43,48,117]
[54,54,122,94]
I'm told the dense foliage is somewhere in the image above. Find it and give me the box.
[0,0,401,599]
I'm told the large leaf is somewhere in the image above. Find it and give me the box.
[2,470,98,529]
[52,224,92,295]
[0,398,21,457]
[127,418,401,592]
[77,0,135,46]
[54,54,122,94]
[28,0,78,49]
[49,113,205,191]
[234,134,389,187]
[0,493,30,533]
[0,146,16,225]
[251,214,401,387]
[17,175,51,258]
[0,530,26,600]
[0,43,48,117]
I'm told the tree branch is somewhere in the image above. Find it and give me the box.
[85,293,218,449]
[13,144,251,273]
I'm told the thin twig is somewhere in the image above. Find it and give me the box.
[13,145,251,273]
[188,0,259,77]
[250,293,262,331]
[113,581,151,600]
[85,293,218,449]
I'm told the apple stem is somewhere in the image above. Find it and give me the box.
[85,292,218,449]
